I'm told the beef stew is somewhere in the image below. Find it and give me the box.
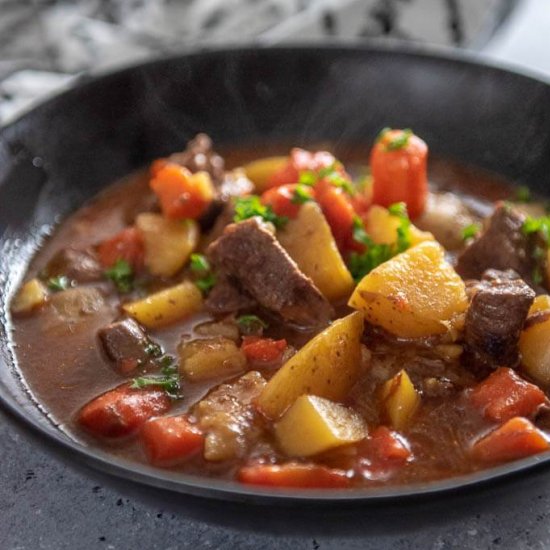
[10,130,550,490]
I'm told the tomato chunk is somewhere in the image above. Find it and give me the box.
[150,162,214,220]
[370,129,428,219]
[78,385,171,438]
[241,336,287,362]
[261,184,312,218]
[471,417,549,463]
[266,148,337,189]
[141,415,204,466]
[238,463,351,488]
[98,226,144,269]
[469,367,547,422]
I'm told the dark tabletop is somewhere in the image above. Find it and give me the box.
[3,403,550,550]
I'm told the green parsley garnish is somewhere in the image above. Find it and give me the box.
[318,163,355,195]
[144,342,163,358]
[47,275,71,292]
[233,196,288,229]
[522,215,550,284]
[189,253,217,294]
[291,184,314,205]
[514,186,532,203]
[237,314,269,335]
[298,171,317,187]
[377,127,413,151]
[462,223,481,242]
[130,355,181,399]
[347,203,412,282]
[104,259,134,293]
[190,253,211,272]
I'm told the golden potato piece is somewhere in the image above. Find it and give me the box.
[275,395,367,457]
[278,202,354,301]
[11,278,48,314]
[364,205,433,247]
[529,295,550,315]
[123,280,202,328]
[256,311,365,419]
[179,337,247,381]
[520,316,550,386]
[349,241,468,338]
[243,156,288,192]
[136,213,198,277]
[381,370,420,430]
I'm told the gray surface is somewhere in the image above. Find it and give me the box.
[3,401,550,549]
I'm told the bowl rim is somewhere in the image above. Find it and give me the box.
[2,41,550,505]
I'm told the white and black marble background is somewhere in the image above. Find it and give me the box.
[0,0,546,124]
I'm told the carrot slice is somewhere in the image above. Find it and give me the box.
[261,184,311,218]
[241,336,287,362]
[471,417,549,463]
[141,415,204,466]
[469,367,547,422]
[97,226,144,269]
[150,162,214,220]
[238,463,351,488]
[370,129,428,219]
[78,385,171,439]
[368,426,412,464]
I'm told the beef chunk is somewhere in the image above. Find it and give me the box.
[463,270,535,372]
[193,371,267,461]
[45,247,102,283]
[206,217,333,327]
[205,274,257,314]
[169,133,225,185]
[456,204,536,287]
[98,318,158,374]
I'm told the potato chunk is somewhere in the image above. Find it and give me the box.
[179,337,247,381]
[123,280,202,328]
[520,316,550,386]
[349,241,468,338]
[243,156,288,192]
[278,202,354,301]
[529,295,550,315]
[11,278,48,314]
[136,213,198,277]
[364,205,433,247]
[275,395,367,457]
[381,370,420,430]
[256,311,364,419]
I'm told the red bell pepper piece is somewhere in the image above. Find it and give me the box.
[241,336,287,363]
[97,226,144,269]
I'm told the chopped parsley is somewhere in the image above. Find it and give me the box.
[347,203,412,282]
[514,185,532,203]
[233,196,288,229]
[189,253,217,294]
[522,215,550,284]
[297,163,355,196]
[462,223,481,242]
[377,127,413,151]
[104,259,134,293]
[47,275,71,292]
[130,355,181,399]
[298,171,317,187]
[237,314,268,335]
[291,184,314,205]
[144,342,163,358]
[190,253,211,272]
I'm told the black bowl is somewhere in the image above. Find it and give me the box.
[2,44,550,504]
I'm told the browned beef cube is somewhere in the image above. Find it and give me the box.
[169,133,225,185]
[205,274,257,314]
[45,247,103,283]
[98,318,158,374]
[464,270,535,372]
[456,204,537,288]
[206,217,333,327]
